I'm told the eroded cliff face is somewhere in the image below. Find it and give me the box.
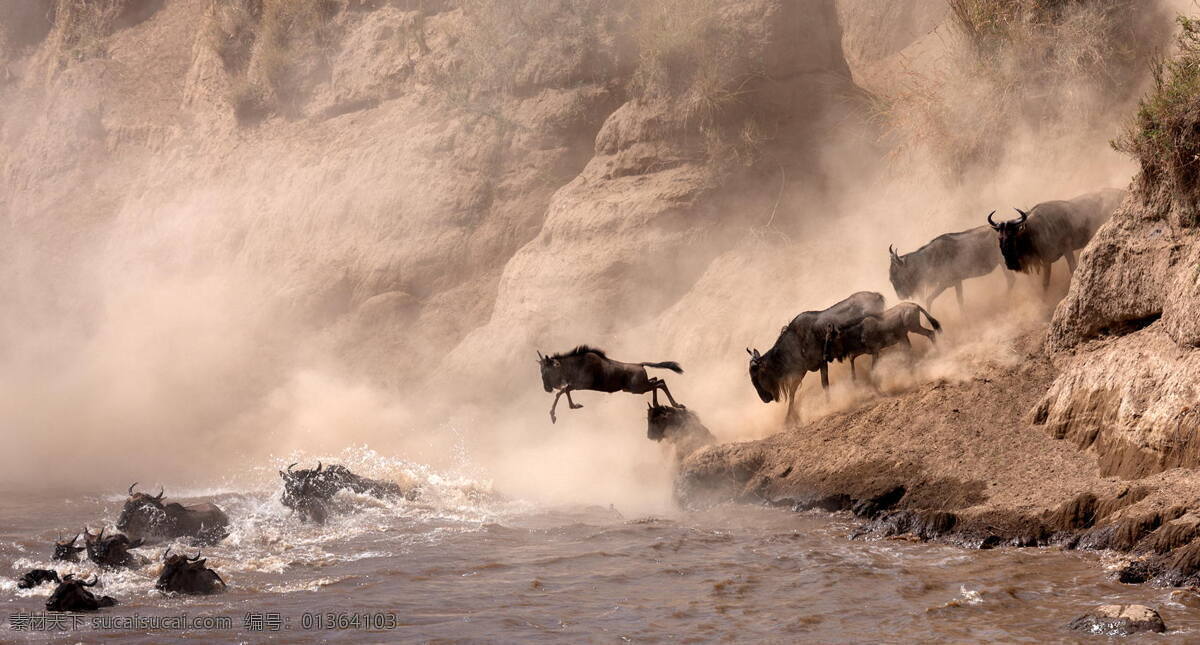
[1035,184,1200,479]
[0,0,859,480]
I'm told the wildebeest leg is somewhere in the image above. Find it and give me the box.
[849,356,857,382]
[925,285,948,311]
[1066,250,1077,273]
[565,389,583,410]
[954,282,964,312]
[549,388,567,423]
[654,379,682,408]
[784,377,802,424]
[1042,261,1052,291]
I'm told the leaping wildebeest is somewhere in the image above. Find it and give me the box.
[537,346,683,423]
[888,225,1013,312]
[116,483,230,545]
[988,188,1125,290]
[822,302,942,381]
[746,291,885,422]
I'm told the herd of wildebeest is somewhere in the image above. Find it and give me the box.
[537,188,1125,421]
[16,464,418,611]
[16,188,1123,612]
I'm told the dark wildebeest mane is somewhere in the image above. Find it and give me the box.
[551,345,607,360]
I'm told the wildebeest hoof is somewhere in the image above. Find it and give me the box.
[549,412,557,424]
[569,403,583,409]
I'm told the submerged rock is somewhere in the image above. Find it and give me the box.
[1067,604,1166,636]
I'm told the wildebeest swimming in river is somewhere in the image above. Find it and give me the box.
[156,548,226,595]
[17,569,60,589]
[116,483,230,545]
[988,188,1125,290]
[747,291,885,422]
[52,533,84,562]
[537,346,684,423]
[280,462,414,524]
[45,574,117,612]
[823,302,942,381]
[888,225,1013,312]
[83,526,147,569]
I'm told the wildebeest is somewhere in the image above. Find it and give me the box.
[888,225,1014,311]
[52,533,84,562]
[83,526,147,569]
[116,483,230,544]
[17,569,60,589]
[988,188,1125,290]
[823,303,942,380]
[45,574,117,612]
[156,548,226,595]
[646,404,715,462]
[280,462,413,524]
[537,346,684,423]
[746,291,885,421]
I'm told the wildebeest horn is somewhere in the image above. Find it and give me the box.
[745,347,753,357]
[188,549,202,561]
[986,210,998,229]
[163,546,172,560]
[1014,207,1028,224]
[82,576,98,587]
[536,350,544,361]
[889,244,900,262]
[316,461,323,472]
[287,462,297,472]
[155,487,164,501]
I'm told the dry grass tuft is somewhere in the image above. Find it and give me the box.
[1114,16,1200,216]
[876,0,1165,180]
[205,0,338,124]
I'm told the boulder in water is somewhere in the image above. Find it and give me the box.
[1067,604,1166,635]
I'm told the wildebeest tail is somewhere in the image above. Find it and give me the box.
[915,305,941,332]
[641,361,683,374]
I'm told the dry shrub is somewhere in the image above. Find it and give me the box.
[449,0,628,109]
[877,0,1167,180]
[48,0,124,64]
[205,0,337,123]
[1114,16,1200,216]
[630,0,768,167]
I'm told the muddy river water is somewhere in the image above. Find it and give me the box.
[2,460,1197,643]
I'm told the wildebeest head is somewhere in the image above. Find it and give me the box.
[746,345,780,403]
[988,209,1033,271]
[45,574,117,612]
[82,526,144,568]
[116,482,167,536]
[156,548,226,595]
[52,533,84,562]
[888,245,919,300]
[537,351,563,392]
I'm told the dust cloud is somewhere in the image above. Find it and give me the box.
[0,0,1182,514]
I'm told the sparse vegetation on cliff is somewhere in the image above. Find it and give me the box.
[876,0,1165,178]
[206,0,337,123]
[1114,16,1200,215]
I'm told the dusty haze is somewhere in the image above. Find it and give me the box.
[0,0,1183,512]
